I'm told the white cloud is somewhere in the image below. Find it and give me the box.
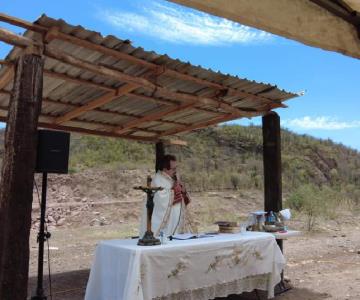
[282,116,360,130]
[99,1,272,46]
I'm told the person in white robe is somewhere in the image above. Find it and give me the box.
[139,155,195,237]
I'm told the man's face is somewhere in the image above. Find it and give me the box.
[165,160,177,177]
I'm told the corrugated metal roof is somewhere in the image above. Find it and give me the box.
[0,14,299,142]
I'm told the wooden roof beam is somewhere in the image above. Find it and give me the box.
[0,27,40,48]
[0,13,47,33]
[54,83,139,124]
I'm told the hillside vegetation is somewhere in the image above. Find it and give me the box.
[1,125,359,227]
[68,125,359,194]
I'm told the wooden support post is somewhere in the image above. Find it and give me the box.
[262,112,287,291]
[262,112,282,213]
[0,53,44,300]
[155,141,165,172]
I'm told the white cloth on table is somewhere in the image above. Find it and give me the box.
[85,232,285,300]
[139,171,185,237]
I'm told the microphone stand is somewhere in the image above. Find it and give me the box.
[31,172,51,300]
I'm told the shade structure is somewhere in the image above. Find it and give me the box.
[170,0,360,60]
[0,14,298,142]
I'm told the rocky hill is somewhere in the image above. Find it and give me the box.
[68,125,360,195]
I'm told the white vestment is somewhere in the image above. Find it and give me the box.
[139,171,192,237]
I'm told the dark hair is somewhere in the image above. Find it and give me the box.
[161,154,176,170]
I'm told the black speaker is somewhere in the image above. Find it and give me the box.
[35,130,70,174]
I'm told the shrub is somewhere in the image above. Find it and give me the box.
[286,184,345,231]
[287,184,323,231]
[230,173,240,190]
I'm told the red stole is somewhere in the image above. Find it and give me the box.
[173,180,191,206]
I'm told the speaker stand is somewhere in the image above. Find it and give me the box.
[32,172,51,300]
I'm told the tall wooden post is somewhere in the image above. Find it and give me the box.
[0,52,44,300]
[262,112,282,213]
[155,141,165,172]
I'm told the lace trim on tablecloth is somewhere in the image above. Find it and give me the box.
[153,273,271,300]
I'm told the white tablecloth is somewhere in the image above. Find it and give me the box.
[85,232,285,300]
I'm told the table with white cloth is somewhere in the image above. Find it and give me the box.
[85,232,285,300]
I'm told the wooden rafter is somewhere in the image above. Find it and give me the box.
[54,83,139,124]
[0,27,39,48]
[0,13,47,33]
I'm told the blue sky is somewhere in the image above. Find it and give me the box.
[1,0,359,150]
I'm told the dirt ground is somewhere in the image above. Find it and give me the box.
[27,189,360,300]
